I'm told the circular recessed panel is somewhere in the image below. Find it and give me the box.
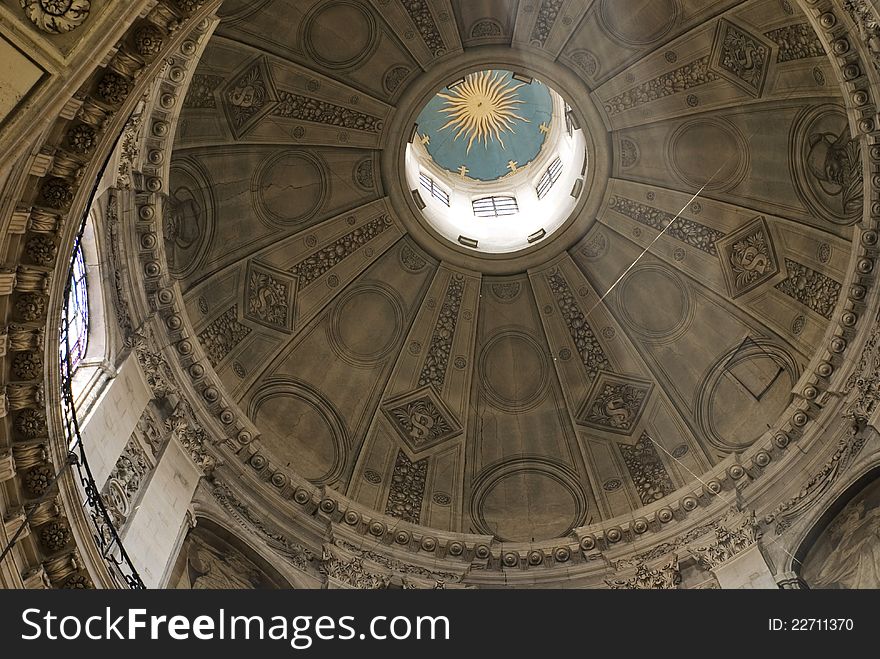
[253,151,327,226]
[252,386,345,484]
[600,0,679,46]
[670,119,747,192]
[697,343,798,452]
[302,1,378,69]
[479,331,548,411]
[619,266,691,339]
[477,469,584,542]
[329,284,404,366]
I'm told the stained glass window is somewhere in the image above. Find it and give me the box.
[64,241,89,371]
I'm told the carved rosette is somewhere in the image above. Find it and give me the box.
[20,0,91,34]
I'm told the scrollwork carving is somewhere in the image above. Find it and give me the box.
[20,0,91,35]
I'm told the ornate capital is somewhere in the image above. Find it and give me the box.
[689,510,759,570]
[606,556,681,589]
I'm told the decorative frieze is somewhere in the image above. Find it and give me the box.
[400,0,445,56]
[605,556,681,589]
[320,545,390,589]
[529,0,564,48]
[604,57,719,116]
[609,196,725,256]
[716,216,780,298]
[385,450,428,524]
[765,23,826,62]
[418,274,465,389]
[197,305,252,367]
[212,480,313,571]
[764,431,867,534]
[273,91,383,132]
[618,432,675,505]
[689,511,759,570]
[290,216,390,288]
[775,258,841,319]
[546,271,610,379]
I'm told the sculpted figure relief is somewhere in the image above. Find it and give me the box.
[806,128,863,217]
[802,478,880,588]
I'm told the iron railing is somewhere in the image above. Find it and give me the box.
[58,215,146,589]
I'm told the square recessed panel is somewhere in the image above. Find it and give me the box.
[715,216,780,299]
[576,371,653,436]
[221,56,278,139]
[0,34,46,129]
[381,386,463,453]
[243,261,296,332]
[709,19,775,98]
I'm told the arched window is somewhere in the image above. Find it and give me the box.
[63,239,90,371]
[472,195,519,217]
[536,157,563,200]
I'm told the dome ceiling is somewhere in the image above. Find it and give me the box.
[415,69,553,181]
[165,0,855,543]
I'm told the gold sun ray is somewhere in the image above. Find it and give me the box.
[436,70,529,153]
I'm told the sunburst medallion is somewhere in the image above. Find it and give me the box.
[437,70,529,153]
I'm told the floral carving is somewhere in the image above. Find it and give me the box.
[604,57,718,115]
[547,271,610,379]
[383,66,410,94]
[765,23,825,62]
[23,464,53,497]
[67,124,96,154]
[290,216,390,288]
[383,387,462,453]
[385,450,428,524]
[96,72,133,105]
[775,258,841,319]
[184,74,222,108]
[197,306,252,366]
[246,265,292,331]
[320,545,390,589]
[25,236,57,266]
[15,293,47,322]
[134,25,164,58]
[609,196,724,255]
[579,372,652,435]
[12,351,43,380]
[729,229,775,292]
[40,178,74,209]
[273,91,382,132]
[419,274,464,389]
[15,409,47,439]
[39,521,72,552]
[20,0,90,34]
[400,0,445,56]
[606,556,681,589]
[471,19,502,39]
[619,432,675,504]
[530,0,564,47]
[689,511,759,569]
